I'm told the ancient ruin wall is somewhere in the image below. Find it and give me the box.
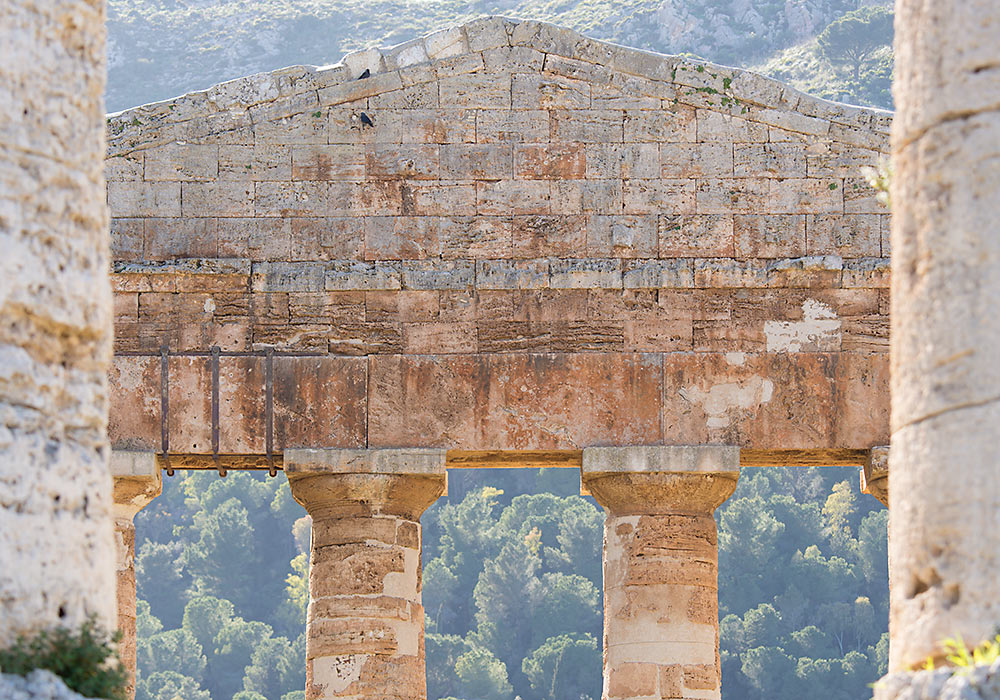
[104,18,892,454]
[0,0,115,643]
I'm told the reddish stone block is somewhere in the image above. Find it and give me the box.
[403,321,478,354]
[272,356,367,449]
[514,144,586,179]
[662,352,888,448]
[167,357,212,453]
[511,215,587,258]
[368,352,662,448]
[108,356,161,450]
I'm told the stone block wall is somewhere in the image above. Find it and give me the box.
[103,17,892,453]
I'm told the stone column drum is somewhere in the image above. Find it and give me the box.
[889,0,1000,671]
[110,451,162,700]
[582,447,739,700]
[285,449,447,700]
[0,0,115,645]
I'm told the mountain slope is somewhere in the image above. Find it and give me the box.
[106,0,885,113]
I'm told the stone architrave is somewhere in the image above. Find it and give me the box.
[861,446,889,508]
[110,451,162,700]
[285,449,447,700]
[888,0,1000,673]
[582,446,740,700]
[0,0,115,645]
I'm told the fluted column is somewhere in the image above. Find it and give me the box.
[110,451,162,700]
[0,0,114,646]
[889,0,1000,671]
[861,446,889,508]
[582,446,739,700]
[286,449,447,700]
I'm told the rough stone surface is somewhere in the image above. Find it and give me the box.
[0,671,92,700]
[0,0,115,645]
[286,450,447,700]
[110,451,161,700]
[103,18,892,453]
[887,0,1000,673]
[582,447,739,700]
[874,661,1000,700]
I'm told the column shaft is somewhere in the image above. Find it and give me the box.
[583,446,739,700]
[111,451,162,700]
[286,449,446,700]
[890,0,1000,670]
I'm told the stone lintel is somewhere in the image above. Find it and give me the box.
[284,448,447,476]
[860,445,889,507]
[110,450,162,521]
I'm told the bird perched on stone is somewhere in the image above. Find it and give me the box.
[357,68,371,79]
[359,112,374,128]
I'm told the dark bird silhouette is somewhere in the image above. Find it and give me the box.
[359,112,374,128]
[357,68,371,80]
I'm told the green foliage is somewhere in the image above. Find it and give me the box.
[521,634,600,700]
[454,646,514,700]
[0,618,128,700]
[817,6,894,82]
[134,465,888,700]
[926,635,1000,675]
[861,158,893,209]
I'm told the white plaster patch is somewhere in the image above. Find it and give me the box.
[724,351,746,366]
[764,299,841,353]
[680,376,775,429]
[383,547,420,600]
[313,654,366,695]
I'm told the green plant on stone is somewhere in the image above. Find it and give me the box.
[860,158,893,209]
[0,616,128,700]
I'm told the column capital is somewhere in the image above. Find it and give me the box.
[110,451,162,521]
[581,446,739,516]
[285,448,447,520]
[861,445,889,508]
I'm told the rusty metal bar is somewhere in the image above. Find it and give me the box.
[159,346,173,476]
[211,346,225,477]
[265,348,276,477]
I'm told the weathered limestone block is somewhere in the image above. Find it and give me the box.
[582,446,739,700]
[286,449,447,700]
[0,0,115,645]
[888,0,1000,673]
[110,451,162,700]
[861,445,888,508]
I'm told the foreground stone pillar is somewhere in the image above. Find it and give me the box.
[888,0,1000,672]
[0,0,115,645]
[286,449,447,700]
[861,446,889,508]
[111,451,162,700]
[582,446,739,700]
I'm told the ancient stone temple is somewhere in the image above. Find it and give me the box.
[101,17,896,699]
[99,17,895,699]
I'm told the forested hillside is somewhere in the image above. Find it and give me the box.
[106,0,893,113]
[133,466,888,700]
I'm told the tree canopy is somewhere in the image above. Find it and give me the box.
[133,466,887,699]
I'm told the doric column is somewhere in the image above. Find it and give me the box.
[0,0,114,645]
[582,446,739,700]
[111,451,162,700]
[889,0,1000,671]
[861,446,889,508]
[286,449,447,700]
